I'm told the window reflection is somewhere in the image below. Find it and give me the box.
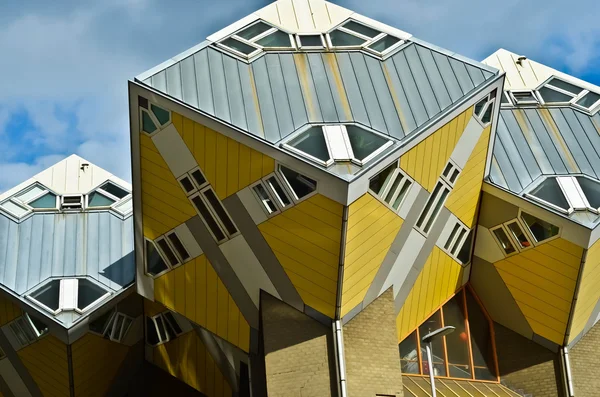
[443,292,471,378]
[419,310,446,376]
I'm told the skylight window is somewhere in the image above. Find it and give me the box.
[217,21,294,59]
[86,181,129,209]
[526,176,600,215]
[296,34,325,49]
[535,77,600,112]
[28,278,110,315]
[510,90,539,105]
[284,124,392,167]
[140,98,171,136]
[327,19,402,56]
[278,165,317,201]
[8,314,48,349]
[3,183,59,215]
[519,212,559,243]
[527,177,570,212]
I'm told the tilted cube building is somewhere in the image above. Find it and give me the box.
[1,0,600,396]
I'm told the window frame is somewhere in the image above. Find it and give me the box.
[155,236,182,269]
[440,161,461,187]
[525,175,600,215]
[473,92,496,127]
[295,33,326,50]
[166,230,191,264]
[139,100,171,136]
[490,224,518,257]
[441,221,471,262]
[61,194,84,210]
[525,177,572,215]
[535,77,600,113]
[325,19,403,56]
[517,209,561,245]
[146,311,184,347]
[276,164,318,204]
[85,181,130,211]
[144,238,171,278]
[8,313,48,349]
[26,278,111,316]
[14,183,59,211]
[415,180,452,236]
[216,21,296,60]
[250,180,281,217]
[190,186,239,243]
[503,219,534,252]
[509,90,539,106]
[373,167,413,212]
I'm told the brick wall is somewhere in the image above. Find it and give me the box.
[495,323,564,397]
[343,289,403,397]
[570,321,600,396]
[261,293,335,397]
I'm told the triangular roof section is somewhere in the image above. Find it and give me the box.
[135,0,498,156]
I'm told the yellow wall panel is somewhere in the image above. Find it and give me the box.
[396,248,465,342]
[18,336,70,397]
[72,334,129,397]
[445,125,492,228]
[400,106,473,192]
[153,331,233,397]
[259,194,343,318]
[140,134,196,239]
[171,112,275,200]
[569,238,600,342]
[154,255,250,352]
[341,194,403,316]
[493,238,583,345]
[0,294,21,326]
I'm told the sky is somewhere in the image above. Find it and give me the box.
[0,0,599,193]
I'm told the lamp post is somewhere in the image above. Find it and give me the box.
[421,326,455,397]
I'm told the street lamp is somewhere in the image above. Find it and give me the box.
[421,326,455,397]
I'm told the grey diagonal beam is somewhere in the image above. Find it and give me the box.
[0,329,42,397]
[195,325,240,393]
[222,195,304,312]
[0,373,15,397]
[186,216,259,329]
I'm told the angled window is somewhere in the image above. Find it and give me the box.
[178,168,208,196]
[278,165,317,202]
[6,183,58,214]
[202,188,238,236]
[500,91,511,105]
[545,78,583,96]
[30,280,61,313]
[252,182,279,216]
[296,34,325,49]
[150,104,170,126]
[140,99,171,135]
[265,175,292,209]
[156,237,180,268]
[217,21,294,60]
[527,177,570,213]
[88,191,115,207]
[474,92,495,126]
[416,181,451,235]
[8,314,48,349]
[27,278,109,315]
[61,195,83,210]
[367,35,401,54]
[89,308,133,343]
[327,19,402,57]
[369,161,414,212]
[536,77,600,112]
[89,308,117,335]
[145,239,169,276]
[167,231,190,263]
[456,231,474,265]
[575,177,600,209]
[191,195,227,242]
[490,225,516,255]
[178,174,196,195]
[369,161,398,197]
[519,212,559,244]
[287,126,332,165]
[441,162,460,187]
[510,90,539,105]
[191,186,238,243]
[0,199,31,218]
[505,220,532,250]
[77,279,108,311]
[146,311,184,347]
[576,91,600,110]
[141,109,158,134]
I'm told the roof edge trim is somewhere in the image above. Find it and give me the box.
[136,40,212,82]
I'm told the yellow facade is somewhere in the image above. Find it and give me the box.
[396,247,465,342]
[18,336,70,397]
[569,239,600,342]
[493,238,583,345]
[154,254,250,353]
[341,193,403,316]
[259,194,343,318]
[71,334,130,397]
[400,106,474,192]
[0,295,21,326]
[153,330,233,397]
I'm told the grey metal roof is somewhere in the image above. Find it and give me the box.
[140,43,496,146]
[0,211,134,297]
[489,107,600,194]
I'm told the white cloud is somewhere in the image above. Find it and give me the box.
[0,154,66,194]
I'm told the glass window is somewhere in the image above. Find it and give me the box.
[424,187,450,233]
[501,92,510,104]
[530,178,570,210]
[146,239,169,276]
[399,330,420,374]
[466,289,496,380]
[157,238,179,267]
[88,191,116,207]
[146,317,159,346]
[493,227,516,255]
[288,127,331,162]
[191,169,207,188]
[342,21,380,38]
[506,221,531,249]
[475,97,487,115]
[237,22,272,40]
[179,176,195,193]
[77,279,107,310]
[203,189,238,236]
[89,309,115,334]
[299,35,323,47]
[392,180,411,211]
[253,184,278,214]
[163,312,183,336]
[279,166,317,200]
[445,224,461,250]
[221,37,257,55]
[576,177,600,208]
[1,200,29,217]
[167,233,190,262]
[30,280,60,311]
[419,310,446,376]
[547,78,583,95]
[369,162,397,196]
[256,31,292,48]
[512,91,538,104]
[538,86,572,103]
[520,212,559,243]
[457,231,473,264]
[101,182,129,199]
[16,185,45,202]
[150,104,170,125]
[329,30,366,47]
[481,105,493,124]
[443,292,471,378]
[368,35,400,53]
[346,125,388,161]
[142,110,157,134]
[191,196,226,242]
[27,314,48,336]
[384,173,403,204]
[577,92,600,109]
[29,193,57,209]
[266,176,291,207]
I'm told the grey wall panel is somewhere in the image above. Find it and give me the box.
[510,109,553,174]
[279,54,308,133]
[4,221,19,291]
[575,111,600,163]
[364,55,404,139]
[237,63,264,138]
[15,218,32,294]
[180,56,199,108]
[321,53,352,123]
[488,156,509,190]
[549,108,591,175]
[293,53,323,123]
[563,108,600,178]
[381,59,417,133]
[501,111,541,182]
[223,55,248,131]
[151,70,167,93]
[39,215,54,285]
[465,64,485,87]
[496,116,533,188]
[193,50,215,115]
[416,46,451,111]
[265,55,294,136]
[431,52,463,102]
[207,49,231,124]
[335,53,370,128]
[165,64,182,101]
[349,53,387,133]
[522,109,568,175]
[403,45,440,119]
[252,57,281,142]
[86,212,100,283]
[448,58,475,94]
[493,136,523,192]
[74,215,85,277]
[0,216,9,285]
[97,212,110,284]
[63,215,78,277]
[51,216,65,282]
[26,216,43,291]
[390,52,428,128]
[307,53,338,123]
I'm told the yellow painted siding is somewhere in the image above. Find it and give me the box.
[341,194,403,316]
[445,125,491,228]
[0,294,21,326]
[154,255,250,353]
[72,334,129,397]
[172,112,275,200]
[569,239,600,341]
[153,331,232,397]
[400,106,474,192]
[396,248,465,342]
[140,134,197,239]
[259,194,343,318]
[18,336,70,397]
[493,238,583,345]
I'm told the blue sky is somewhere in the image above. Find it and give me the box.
[0,0,599,193]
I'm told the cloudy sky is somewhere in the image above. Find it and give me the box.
[1,0,599,192]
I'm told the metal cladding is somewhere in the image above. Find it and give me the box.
[140,44,496,146]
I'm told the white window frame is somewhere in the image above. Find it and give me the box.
[108,312,134,343]
[146,311,184,347]
[326,19,404,57]
[85,181,130,211]
[525,177,573,215]
[517,209,561,245]
[440,161,461,187]
[375,168,413,212]
[503,219,534,252]
[263,173,294,210]
[155,236,182,269]
[144,238,171,278]
[490,224,519,257]
[61,194,84,210]
[500,91,513,107]
[14,183,59,211]
[190,186,239,243]
[26,278,111,316]
[0,198,33,220]
[165,230,191,264]
[536,77,600,113]
[139,100,171,136]
[276,164,318,204]
[415,180,452,236]
[251,180,281,217]
[509,90,539,106]
[473,93,496,127]
[295,33,326,50]
[526,176,600,215]
[217,21,295,60]
[442,222,470,261]
[8,314,48,349]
